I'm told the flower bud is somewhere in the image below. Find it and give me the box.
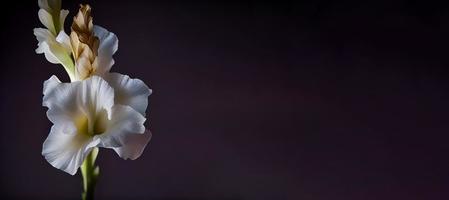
[70,4,100,80]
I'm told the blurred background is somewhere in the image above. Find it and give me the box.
[1,0,449,199]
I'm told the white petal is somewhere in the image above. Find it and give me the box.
[93,25,118,74]
[43,76,81,125]
[45,41,70,64]
[34,28,74,69]
[43,75,61,96]
[34,28,52,43]
[104,73,152,115]
[77,76,115,119]
[42,124,99,175]
[55,31,71,53]
[94,25,118,56]
[34,28,54,55]
[43,75,114,131]
[113,130,152,160]
[38,42,60,64]
[38,9,55,34]
[96,105,146,148]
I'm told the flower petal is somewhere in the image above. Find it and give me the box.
[43,76,81,125]
[104,73,152,115]
[43,75,114,133]
[55,30,71,53]
[34,28,52,44]
[93,25,118,74]
[77,76,115,121]
[34,28,74,72]
[38,9,55,34]
[42,124,99,175]
[34,28,54,54]
[43,75,61,96]
[38,42,60,64]
[46,40,72,66]
[96,105,146,148]
[113,130,152,160]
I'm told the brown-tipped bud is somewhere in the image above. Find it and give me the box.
[70,4,100,80]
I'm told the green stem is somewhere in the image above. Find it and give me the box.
[52,12,61,35]
[81,148,99,200]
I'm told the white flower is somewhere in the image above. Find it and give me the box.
[34,0,74,80]
[42,74,152,175]
[37,2,153,176]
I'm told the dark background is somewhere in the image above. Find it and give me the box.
[1,0,449,199]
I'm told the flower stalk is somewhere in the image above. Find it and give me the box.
[81,148,99,200]
[36,1,153,200]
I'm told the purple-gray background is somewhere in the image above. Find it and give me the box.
[1,0,449,199]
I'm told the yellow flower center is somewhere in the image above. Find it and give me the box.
[75,109,108,136]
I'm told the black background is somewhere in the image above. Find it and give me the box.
[1,0,449,199]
